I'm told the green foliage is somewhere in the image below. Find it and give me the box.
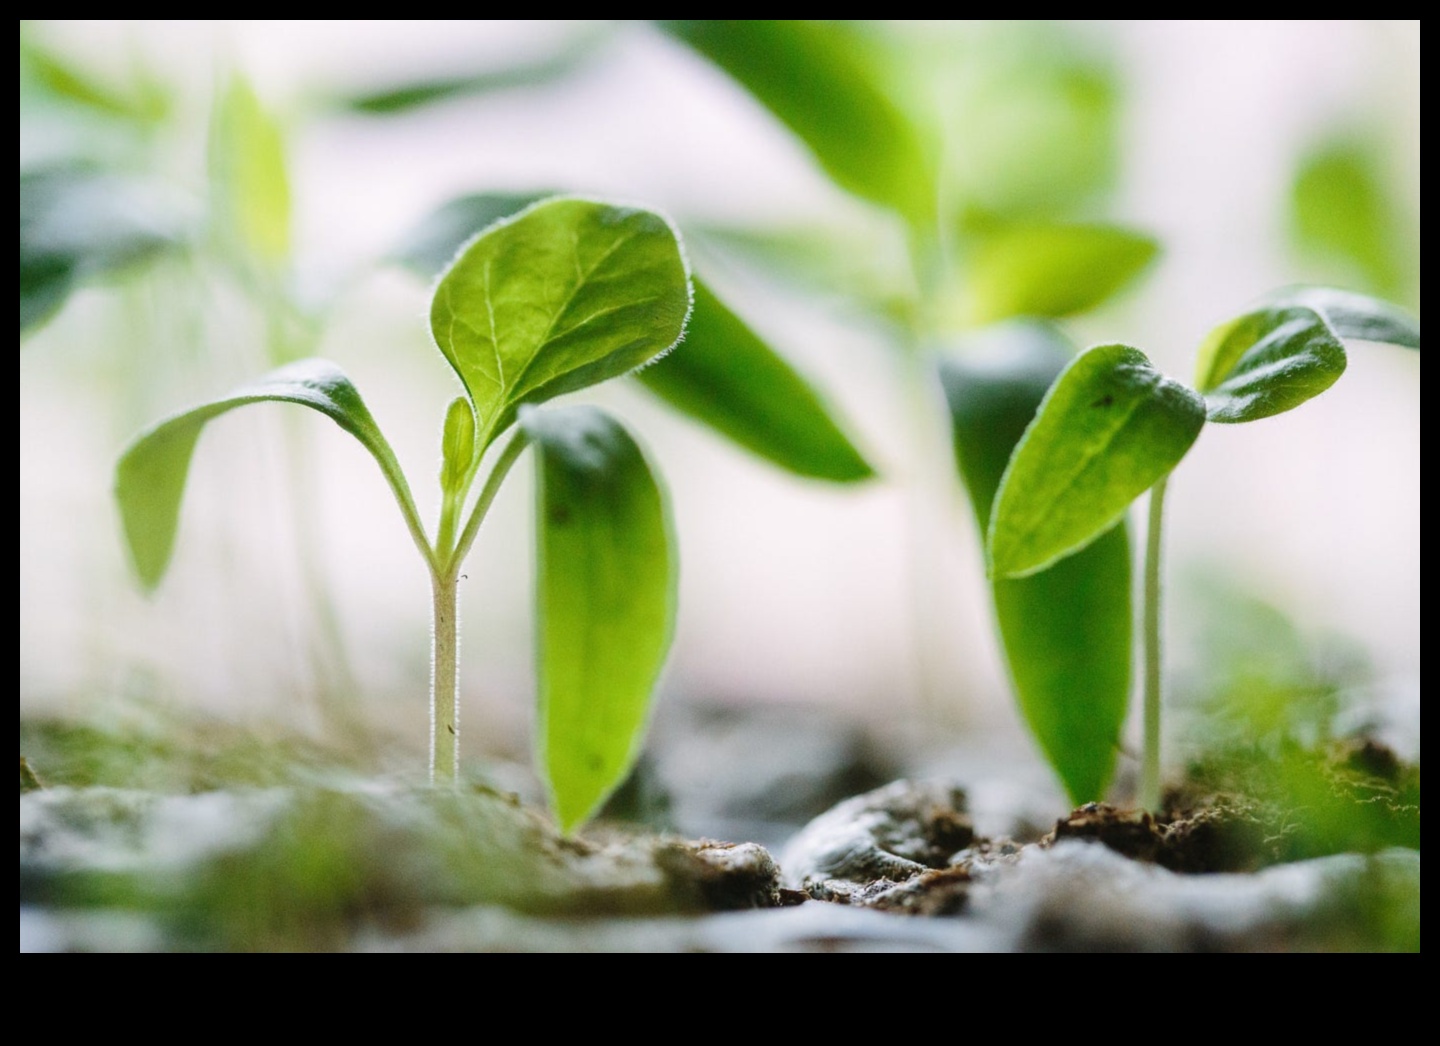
[525,406,676,832]
[116,197,692,832]
[940,324,1132,803]
[208,75,291,267]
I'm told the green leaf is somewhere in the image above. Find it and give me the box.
[116,359,414,591]
[990,344,1205,578]
[961,223,1158,326]
[430,197,691,453]
[209,75,291,266]
[636,280,874,482]
[1290,135,1412,300]
[938,322,1129,804]
[20,165,182,334]
[1268,286,1419,351]
[523,405,676,833]
[439,396,476,496]
[20,35,170,123]
[1193,305,1348,423]
[393,192,554,278]
[657,20,931,223]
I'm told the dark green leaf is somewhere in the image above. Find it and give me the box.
[116,359,412,591]
[392,192,554,278]
[430,197,691,453]
[990,344,1205,578]
[1267,286,1419,351]
[938,322,1129,804]
[961,223,1158,326]
[20,165,182,334]
[209,75,290,266]
[1193,305,1348,423]
[637,281,874,482]
[1290,135,1412,300]
[523,405,675,833]
[657,20,931,222]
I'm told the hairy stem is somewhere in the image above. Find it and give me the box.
[1140,475,1169,813]
[430,565,460,786]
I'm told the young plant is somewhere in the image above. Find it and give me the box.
[115,197,692,832]
[986,287,1419,811]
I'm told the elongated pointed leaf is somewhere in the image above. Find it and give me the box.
[1268,286,1419,350]
[209,75,290,266]
[116,359,413,591]
[523,405,675,833]
[990,344,1205,578]
[430,198,691,454]
[657,20,931,223]
[962,223,1158,326]
[637,280,874,482]
[1194,305,1348,423]
[939,322,1129,803]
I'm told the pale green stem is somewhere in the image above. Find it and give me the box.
[1140,475,1169,813]
[427,429,531,786]
[430,565,460,785]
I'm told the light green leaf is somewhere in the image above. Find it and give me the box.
[116,359,414,591]
[938,322,1129,804]
[20,34,170,123]
[961,223,1158,326]
[1290,135,1412,300]
[1267,286,1419,351]
[657,20,932,223]
[1193,305,1348,423]
[990,344,1205,578]
[21,165,183,335]
[637,280,874,482]
[430,197,691,454]
[209,75,290,266]
[523,405,676,834]
[439,396,476,496]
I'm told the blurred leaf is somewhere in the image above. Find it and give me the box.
[939,322,1129,803]
[1268,286,1419,351]
[990,344,1205,578]
[638,280,874,482]
[961,223,1158,326]
[341,26,609,114]
[392,191,555,277]
[1193,305,1347,423]
[20,34,170,124]
[116,359,413,592]
[20,164,183,335]
[1290,135,1412,300]
[657,20,932,223]
[209,75,290,266]
[523,405,675,833]
[430,197,691,454]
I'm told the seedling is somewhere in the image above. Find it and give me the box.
[987,287,1419,811]
[115,197,692,832]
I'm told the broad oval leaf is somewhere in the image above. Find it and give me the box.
[989,344,1205,578]
[116,359,413,591]
[1267,286,1419,351]
[657,20,932,224]
[939,322,1129,804]
[1193,305,1347,423]
[961,223,1159,326]
[637,280,874,482]
[430,198,691,454]
[522,405,676,834]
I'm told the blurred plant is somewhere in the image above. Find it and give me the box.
[117,198,690,832]
[987,286,1419,810]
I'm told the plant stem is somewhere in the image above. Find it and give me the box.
[1140,475,1169,813]
[430,565,460,786]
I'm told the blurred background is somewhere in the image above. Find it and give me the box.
[20,21,1419,803]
